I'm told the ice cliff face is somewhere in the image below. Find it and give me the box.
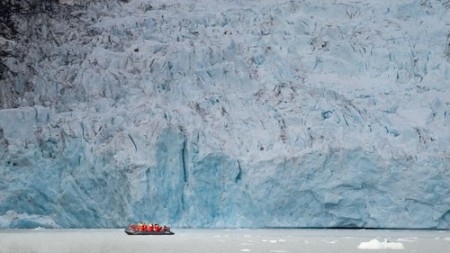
[1,0,450,229]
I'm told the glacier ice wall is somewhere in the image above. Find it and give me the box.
[1,0,450,228]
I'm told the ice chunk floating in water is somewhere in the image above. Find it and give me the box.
[357,239,405,250]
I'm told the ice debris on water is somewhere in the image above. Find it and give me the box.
[357,239,405,250]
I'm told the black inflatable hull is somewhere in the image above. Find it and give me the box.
[125,228,175,235]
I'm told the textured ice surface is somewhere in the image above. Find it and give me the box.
[1,0,450,228]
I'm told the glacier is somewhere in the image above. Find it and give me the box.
[0,0,450,229]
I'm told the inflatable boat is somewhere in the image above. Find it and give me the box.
[125,224,174,235]
[125,228,175,235]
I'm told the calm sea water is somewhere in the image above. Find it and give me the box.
[0,228,449,253]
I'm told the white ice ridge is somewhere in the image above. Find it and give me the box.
[0,0,450,228]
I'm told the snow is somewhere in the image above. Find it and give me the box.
[0,0,450,228]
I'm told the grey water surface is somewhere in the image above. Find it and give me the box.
[1,229,449,253]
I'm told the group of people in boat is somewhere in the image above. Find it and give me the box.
[128,223,171,232]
